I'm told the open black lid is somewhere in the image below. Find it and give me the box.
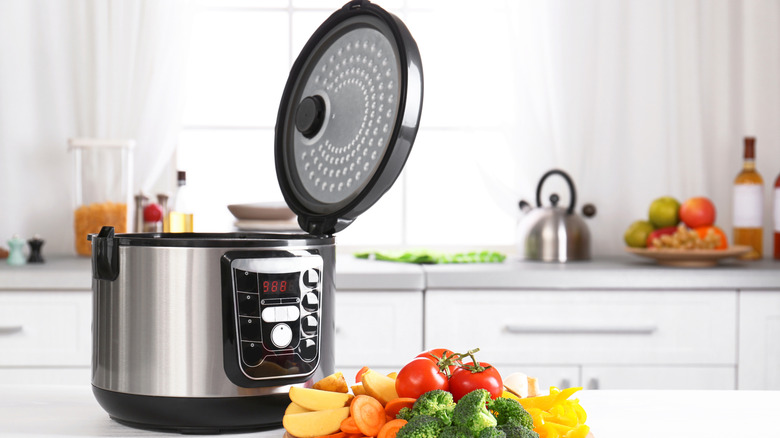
[275,0,423,236]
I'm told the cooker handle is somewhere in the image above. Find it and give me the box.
[92,226,120,281]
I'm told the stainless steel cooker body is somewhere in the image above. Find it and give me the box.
[90,231,335,433]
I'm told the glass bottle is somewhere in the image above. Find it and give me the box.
[167,170,194,232]
[774,171,780,260]
[733,137,763,260]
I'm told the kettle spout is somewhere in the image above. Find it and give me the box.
[518,200,532,213]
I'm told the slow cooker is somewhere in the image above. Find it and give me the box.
[89,0,423,433]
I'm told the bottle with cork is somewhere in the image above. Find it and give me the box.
[732,137,764,260]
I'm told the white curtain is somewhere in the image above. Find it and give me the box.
[0,0,192,254]
[502,0,780,256]
[69,0,193,193]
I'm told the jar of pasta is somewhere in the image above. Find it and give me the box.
[69,138,134,256]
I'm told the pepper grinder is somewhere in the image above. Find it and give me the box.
[134,192,149,233]
[27,235,45,263]
[7,235,26,266]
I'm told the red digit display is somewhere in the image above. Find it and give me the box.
[258,273,298,296]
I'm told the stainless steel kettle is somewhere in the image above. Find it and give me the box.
[517,169,596,262]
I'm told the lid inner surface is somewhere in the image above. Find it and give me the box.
[294,24,401,205]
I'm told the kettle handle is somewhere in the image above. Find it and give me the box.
[536,169,576,215]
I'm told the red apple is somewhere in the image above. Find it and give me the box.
[679,197,716,228]
[646,226,677,248]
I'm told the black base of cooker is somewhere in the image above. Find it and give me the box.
[93,386,289,434]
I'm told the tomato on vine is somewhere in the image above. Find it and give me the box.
[416,348,459,375]
[395,357,449,398]
[449,360,503,401]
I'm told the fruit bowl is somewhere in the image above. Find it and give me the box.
[624,246,752,267]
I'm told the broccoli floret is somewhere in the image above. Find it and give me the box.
[396,407,414,421]
[451,389,498,437]
[408,389,457,425]
[395,415,445,438]
[498,425,539,438]
[488,397,533,430]
[478,426,507,438]
[439,424,473,438]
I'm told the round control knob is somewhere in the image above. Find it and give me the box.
[302,292,319,312]
[270,323,293,349]
[302,315,318,335]
[303,268,320,288]
[299,338,317,362]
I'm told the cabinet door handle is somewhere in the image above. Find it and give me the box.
[0,325,23,335]
[587,378,600,390]
[503,323,657,335]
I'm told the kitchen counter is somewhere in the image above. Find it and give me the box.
[1,254,777,291]
[1,384,776,437]
[422,256,780,290]
[0,255,426,291]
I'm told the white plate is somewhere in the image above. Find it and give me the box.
[625,245,752,267]
[227,202,296,221]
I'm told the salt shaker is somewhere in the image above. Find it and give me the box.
[7,235,26,266]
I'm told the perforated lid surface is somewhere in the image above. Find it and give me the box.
[275,0,423,236]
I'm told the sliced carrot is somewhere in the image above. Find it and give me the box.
[350,395,387,437]
[383,397,416,419]
[377,419,407,438]
[311,433,347,438]
[340,417,361,435]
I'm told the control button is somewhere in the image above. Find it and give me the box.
[271,323,293,348]
[302,292,319,312]
[262,298,282,305]
[285,306,300,322]
[261,307,276,323]
[299,338,317,361]
[302,315,318,335]
[303,269,320,288]
[239,316,262,340]
[241,341,263,366]
[235,269,258,293]
[263,305,301,322]
[238,293,260,316]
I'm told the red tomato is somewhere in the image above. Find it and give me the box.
[449,362,503,401]
[395,357,449,398]
[416,348,458,375]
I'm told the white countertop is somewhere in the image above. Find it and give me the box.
[1,384,777,437]
[1,254,778,292]
[0,255,426,291]
[422,256,780,290]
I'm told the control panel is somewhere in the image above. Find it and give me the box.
[221,250,323,385]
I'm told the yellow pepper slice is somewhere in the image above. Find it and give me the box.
[564,424,590,438]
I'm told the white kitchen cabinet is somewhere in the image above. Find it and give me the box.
[581,366,735,390]
[0,291,92,385]
[334,290,423,371]
[738,290,780,390]
[425,289,738,390]
[0,291,92,366]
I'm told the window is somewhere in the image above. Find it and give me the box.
[178,0,515,247]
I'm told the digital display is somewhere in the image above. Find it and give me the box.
[258,272,299,296]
